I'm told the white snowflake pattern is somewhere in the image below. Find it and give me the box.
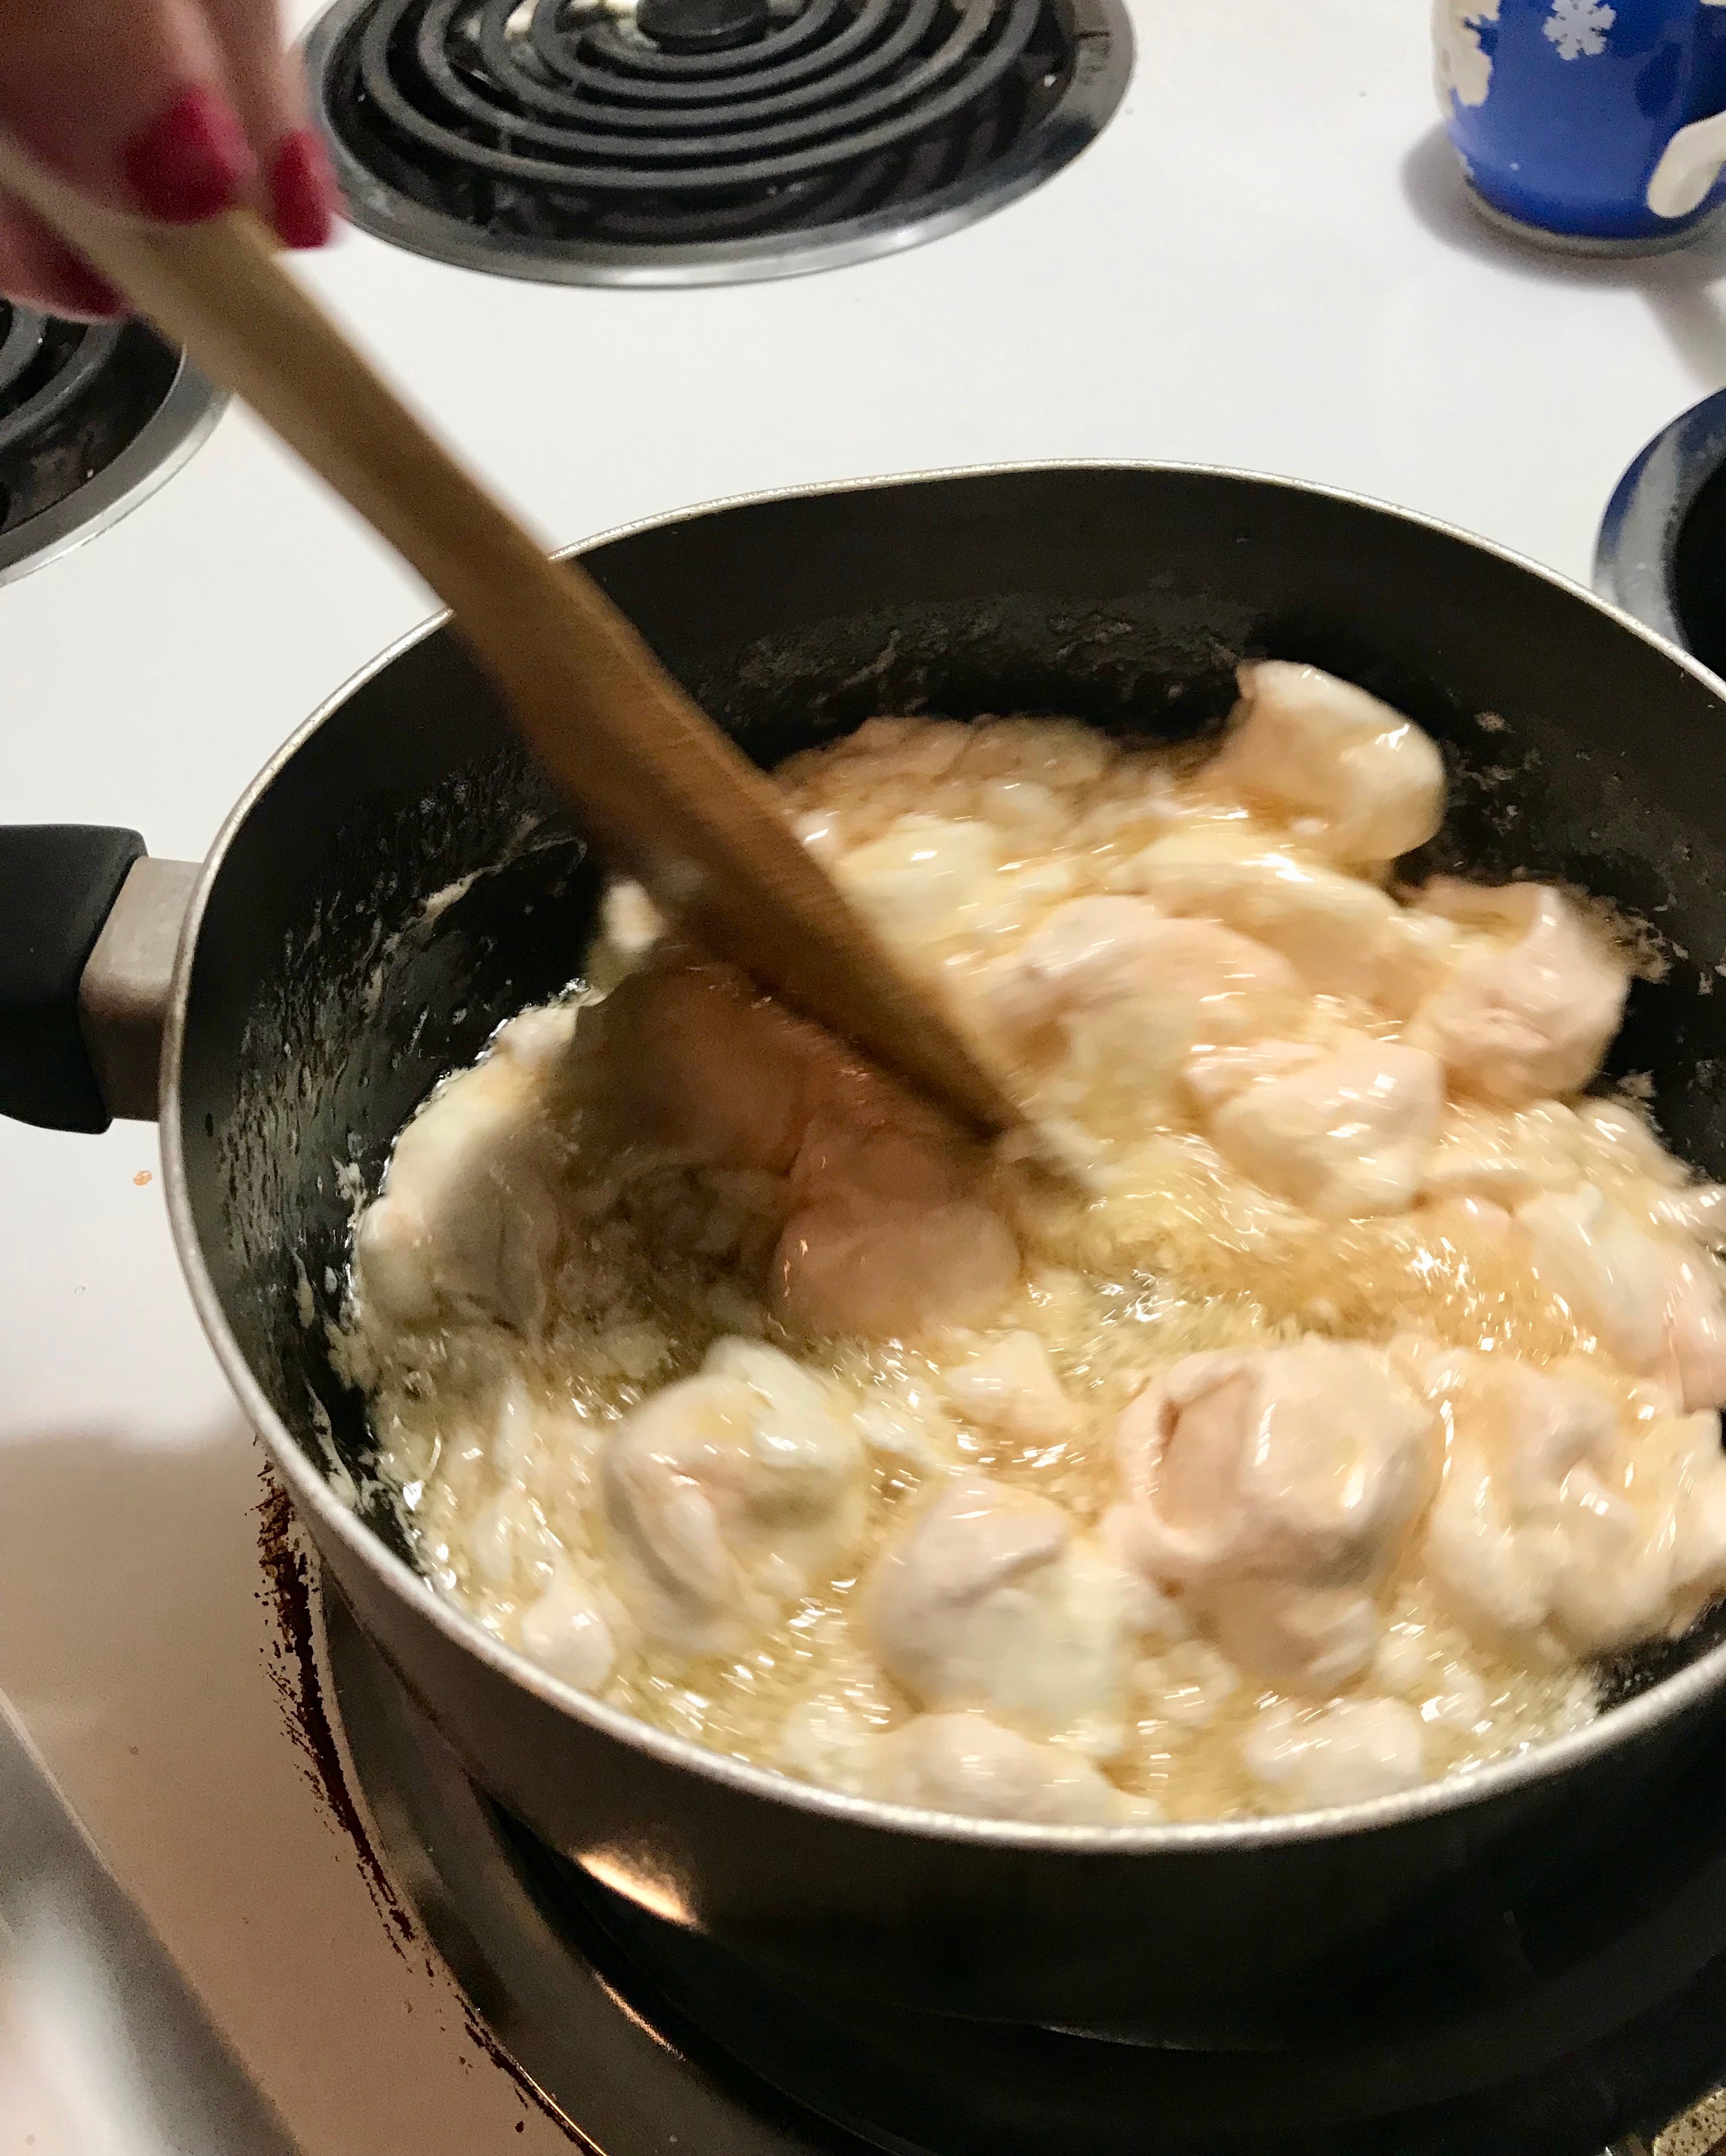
[1543,0,1615,60]
[1434,0,1501,110]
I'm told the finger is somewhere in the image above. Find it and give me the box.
[265,122,337,250]
[0,190,122,317]
[0,0,252,219]
[200,0,337,248]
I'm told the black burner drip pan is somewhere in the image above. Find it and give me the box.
[304,0,1132,285]
[326,1586,1726,2156]
[0,301,223,582]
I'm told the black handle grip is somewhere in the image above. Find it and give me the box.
[1,825,145,1133]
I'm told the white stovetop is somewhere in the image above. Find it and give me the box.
[3,0,1724,2146]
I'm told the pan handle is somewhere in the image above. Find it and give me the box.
[0,828,196,1132]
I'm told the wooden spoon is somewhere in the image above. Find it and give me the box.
[0,141,1035,1147]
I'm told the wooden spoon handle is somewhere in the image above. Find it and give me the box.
[0,142,1029,1141]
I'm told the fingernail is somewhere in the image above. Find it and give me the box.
[268,127,337,250]
[122,84,252,223]
[49,244,123,319]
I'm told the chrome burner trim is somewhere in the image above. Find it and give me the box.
[1594,388,1726,655]
[302,0,1132,288]
[0,353,227,588]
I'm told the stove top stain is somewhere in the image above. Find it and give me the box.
[258,1472,584,2141]
[255,1468,416,1952]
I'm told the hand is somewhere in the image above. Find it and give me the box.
[0,0,337,320]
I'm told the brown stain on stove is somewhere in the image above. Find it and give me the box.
[253,1467,584,2146]
[253,1467,414,1951]
[455,2009,591,2150]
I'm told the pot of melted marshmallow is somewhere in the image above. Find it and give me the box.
[340,660,1726,1830]
[116,468,1726,2027]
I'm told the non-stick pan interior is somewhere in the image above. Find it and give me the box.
[175,465,1726,1703]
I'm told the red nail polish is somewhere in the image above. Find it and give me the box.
[122,84,252,223]
[268,128,337,251]
[48,244,123,320]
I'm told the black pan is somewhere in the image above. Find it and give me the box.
[9,463,1726,2038]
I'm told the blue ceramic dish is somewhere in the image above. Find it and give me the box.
[1435,0,1726,250]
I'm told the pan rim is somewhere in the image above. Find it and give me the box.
[160,456,1726,1856]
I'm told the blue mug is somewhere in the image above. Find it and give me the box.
[1435,0,1726,249]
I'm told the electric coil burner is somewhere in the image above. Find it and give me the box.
[304,0,1132,285]
[0,304,223,584]
[326,1589,1726,2156]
